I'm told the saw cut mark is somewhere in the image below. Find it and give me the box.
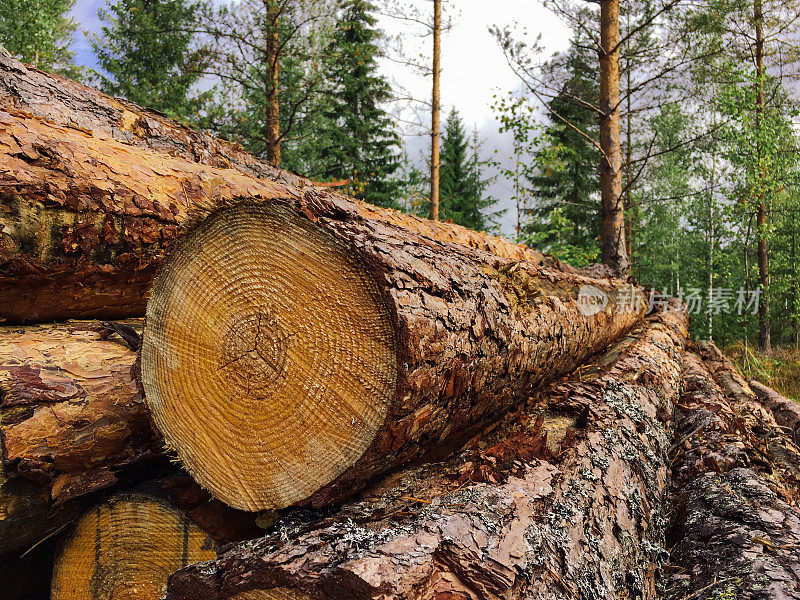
[141,203,397,511]
[51,495,215,600]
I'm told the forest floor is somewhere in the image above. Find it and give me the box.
[726,343,800,401]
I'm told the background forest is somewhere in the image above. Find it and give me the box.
[2,0,800,361]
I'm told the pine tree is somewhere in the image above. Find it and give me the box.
[438,108,497,231]
[311,0,401,208]
[92,0,207,120]
[0,0,81,78]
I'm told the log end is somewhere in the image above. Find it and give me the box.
[141,202,397,511]
[51,494,216,600]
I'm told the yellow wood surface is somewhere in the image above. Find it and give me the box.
[141,203,397,511]
[52,495,216,600]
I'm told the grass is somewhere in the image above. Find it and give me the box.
[725,341,800,402]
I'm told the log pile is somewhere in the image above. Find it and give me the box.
[1,54,799,600]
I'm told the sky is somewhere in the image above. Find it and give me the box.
[68,0,572,235]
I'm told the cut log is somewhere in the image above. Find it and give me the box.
[0,322,263,554]
[51,492,217,600]
[750,379,800,444]
[0,320,158,554]
[0,320,155,503]
[665,344,800,599]
[164,307,688,600]
[141,195,647,511]
[0,65,566,323]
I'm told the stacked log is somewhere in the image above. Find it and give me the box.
[1,92,648,515]
[0,320,151,554]
[0,49,567,323]
[2,56,800,600]
[665,343,800,599]
[164,307,688,600]
[52,492,217,600]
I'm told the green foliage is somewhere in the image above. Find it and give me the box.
[311,0,401,208]
[202,0,336,172]
[0,0,81,78]
[491,39,600,265]
[525,41,600,264]
[92,0,208,120]
[438,108,500,231]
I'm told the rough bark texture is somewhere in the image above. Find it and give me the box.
[0,63,571,322]
[0,320,155,503]
[0,319,157,554]
[164,307,688,600]
[141,192,648,511]
[666,342,800,600]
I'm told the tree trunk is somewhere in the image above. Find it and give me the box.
[164,307,688,600]
[140,187,648,512]
[265,0,281,167]
[429,0,441,221]
[51,491,218,600]
[754,0,771,352]
[599,0,629,275]
[0,320,157,554]
[749,379,800,445]
[666,343,800,599]
[0,320,155,504]
[0,64,572,323]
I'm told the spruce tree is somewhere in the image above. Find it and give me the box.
[92,0,207,120]
[0,0,81,78]
[313,0,401,208]
[525,41,600,263]
[438,108,497,231]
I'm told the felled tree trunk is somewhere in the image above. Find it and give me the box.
[140,191,648,512]
[665,343,800,600]
[0,320,152,500]
[750,379,800,444]
[0,320,262,553]
[51,491,218,600]
[0,320,157,553]
[164,307,687,600]
[0,59,567,322]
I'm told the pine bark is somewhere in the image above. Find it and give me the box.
[0,320,160,554]
[599,0,629,275]
[0,55,571,323]
[164,307,688,600]
[666,342,800,599]
[429,0,441,221]
[749,379,800,444]
[0,320,155,503]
